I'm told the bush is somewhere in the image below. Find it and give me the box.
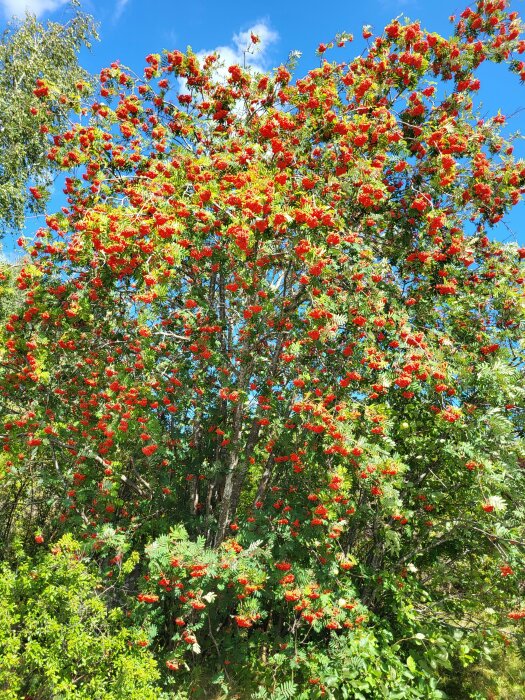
[0,535,161,700]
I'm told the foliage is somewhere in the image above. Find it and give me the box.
[0,535,161,699]
[134,527,444,698]
[1,0,525,696]
[442,646,525,699]
[0,0,98,234]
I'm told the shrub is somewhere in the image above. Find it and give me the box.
[0,535,161,700]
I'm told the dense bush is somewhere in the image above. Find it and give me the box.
[0,536,161,699]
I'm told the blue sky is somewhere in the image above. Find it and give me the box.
[1,0,525,250]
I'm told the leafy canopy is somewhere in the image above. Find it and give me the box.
[0,0,97,234]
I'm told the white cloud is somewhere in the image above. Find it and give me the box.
[0,0,69,18]
[114,0,129,20]
[232,22,279,69]
[196,21,279,81]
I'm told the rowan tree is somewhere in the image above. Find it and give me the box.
[1,1,525,697]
